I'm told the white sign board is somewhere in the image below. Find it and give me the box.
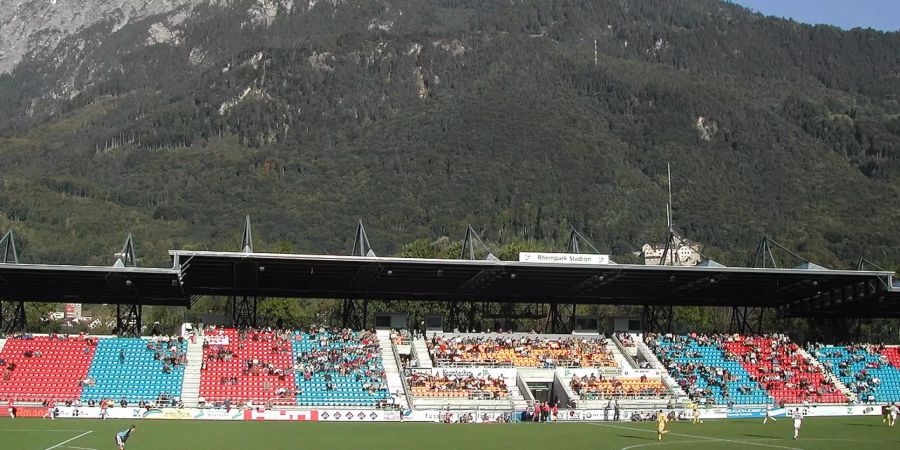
[431,367,518,380]
[519,252,610,265]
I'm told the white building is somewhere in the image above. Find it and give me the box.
[642,237,702,266]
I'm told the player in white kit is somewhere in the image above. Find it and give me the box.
[763,404,777,424]
[890,403,898,427]
[792,409,804,440]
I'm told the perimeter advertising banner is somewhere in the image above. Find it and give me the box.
[401,410,513,422]
[786,405,882,417]
[556,408,728,422]
[242,409,401,422]
[54,407,146,419]
[726,407,786,419]
[48,407,397,421]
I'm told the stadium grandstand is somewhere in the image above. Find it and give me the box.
[0,222,898,427]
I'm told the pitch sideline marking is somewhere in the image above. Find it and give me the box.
[44,430,93,450]
[621,439,710,450]
[619,437,891,450]
[0,429,91,432]
[590,422,801,450]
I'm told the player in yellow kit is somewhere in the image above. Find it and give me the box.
[657,410,669,441]
[692,404,702,424]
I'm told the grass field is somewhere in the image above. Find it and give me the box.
[1,416,898,450]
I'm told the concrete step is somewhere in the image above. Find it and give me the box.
[607,339,636,370]
[376,330,409,409]
[180,341,204,407]
[798,348,855,402]
[634,337,688,400]
[411,337,433,369]
[0,339,6,354]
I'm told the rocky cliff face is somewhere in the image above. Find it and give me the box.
[0,0,200,73]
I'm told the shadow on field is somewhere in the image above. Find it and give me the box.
[845,423,882,427]
[742,434,779,439]
[618,434,653,440]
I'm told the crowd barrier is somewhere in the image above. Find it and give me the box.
[16,404,883,422]
[41,407,400,422]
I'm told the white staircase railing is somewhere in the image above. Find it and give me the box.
[635,338,688,400]
[798,348,855,402]
[180,341,204,407]
[376,330,409,410]
[505,372,528,411]
[609,335,638,369]
[411,336,433,369]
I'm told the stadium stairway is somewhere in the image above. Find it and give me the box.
[180,341,204,407]
[0,338,6,354]
[505,373,529,411]
[724,338,845,404]
[654,336,772,405]
[816,345,900,402]
[376,330,409,409]
[609,336,638,369]
[411,336,433,369]
[634,338,688,400]
[797,347,855,402]
[553,371,581,403]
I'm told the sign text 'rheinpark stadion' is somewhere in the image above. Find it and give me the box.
[518,252,611,265]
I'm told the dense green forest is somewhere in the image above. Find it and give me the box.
[0,0,898,339]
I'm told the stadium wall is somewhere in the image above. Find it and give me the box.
[35,405,881,422]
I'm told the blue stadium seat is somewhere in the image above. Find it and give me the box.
[81,338,186,403]
[291,331,390,407]
[816,345,900,403]
[654,336,773,405]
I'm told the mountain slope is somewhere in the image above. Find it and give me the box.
[0,0,897,268]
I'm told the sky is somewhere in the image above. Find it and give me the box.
[730,0,899,32]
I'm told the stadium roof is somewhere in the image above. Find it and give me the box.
[0,263,186,306]
[170,250,900,318]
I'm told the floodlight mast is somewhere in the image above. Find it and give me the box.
[667,162,673,233]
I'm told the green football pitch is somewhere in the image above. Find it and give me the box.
[1,416,898,450]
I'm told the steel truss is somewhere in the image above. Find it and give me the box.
[0,229,25,334]
[231,296,258,329]
[113,233,144,336]
[115,302,142,337]
[642,304,674,334]
[229,216,262,328]
[545,303,577,334]
[341,220,376,329]
[728,306,767,335]
[0,300,26,334]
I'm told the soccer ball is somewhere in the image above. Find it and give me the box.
[700,421,704,423]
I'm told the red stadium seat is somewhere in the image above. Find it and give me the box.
[0,336,96,403]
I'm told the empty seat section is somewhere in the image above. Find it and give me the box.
[0,335,96,402]
[292,329,389,407]
[647,334,772,405]
[81,337,186,403]
[726,337,846,404]
[200,328,296,406]
[815,345,900,402]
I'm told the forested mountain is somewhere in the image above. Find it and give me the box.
[0,0,898,271]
